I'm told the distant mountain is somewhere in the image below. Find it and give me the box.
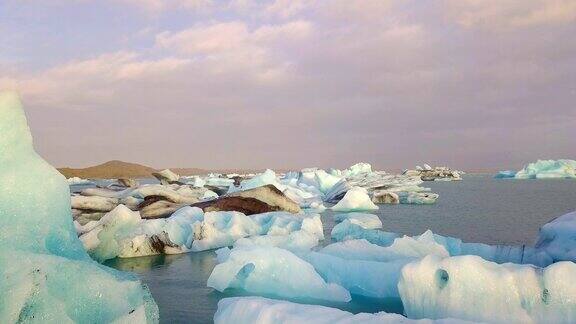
[58,160,158,179]
[58,160,271,179]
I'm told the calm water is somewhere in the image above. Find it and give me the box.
[105,175,576,323]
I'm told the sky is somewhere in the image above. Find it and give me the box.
[1,0,575,171]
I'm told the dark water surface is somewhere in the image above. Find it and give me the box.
[105,175,576,323]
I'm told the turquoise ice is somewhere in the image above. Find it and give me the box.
[0,92,158,323]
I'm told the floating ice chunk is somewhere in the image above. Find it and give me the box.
[315,170,342,193]
[235,169,284,192]
[0,92,158,323]
[152,169,180,183]
[305,252,411,298]
[399,255,576,323]
[331,221,399,246]
[79,205,142,261]
[67,176,94,185]
[494,170,516,178]
[343,162,373,177]
[322,231,450,262]
[234,230,320,252]
[398,192,439,204]
[192,211,260,251]
[71,195,119,212]
[534,210,576,262]
[331,224,552,266]
[331,187,379,212]
[498,159,576,179]
[333,213,382,229]
[207,246,351,302]
[233,213,324,252]
[214,297,473,324]
[182,175,206,187]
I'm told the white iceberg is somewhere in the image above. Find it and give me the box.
[331,187,378,212]
[67,176,94,185]
[399,255,576,323]
[497,159,576,179]
[0,92,158,323]
[214,297,474,324]
[333,212,382,229]
[207,246,351,302]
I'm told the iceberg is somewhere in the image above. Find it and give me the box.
[305,252,411,298]
[233,230,320,252]
[330,221,399,246]
[331,226,553,267]
[152,168,180,184]
[398,192,439,204]
[534,210,576,262]
[214,297,475,324]
[331,187,378,212]
[496,159,576,179]
[342,162,372,177]
[0,92,158,323]
[321,232,450,262]
[333,212,382,230]
[78,207,322,260]
[399,255,576,323]
[207,246,351,302]
[67,176,94,185]
[494,170,516,179]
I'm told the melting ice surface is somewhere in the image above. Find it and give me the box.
[0,92,158,323]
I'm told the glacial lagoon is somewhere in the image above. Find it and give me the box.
[102,175,576,323]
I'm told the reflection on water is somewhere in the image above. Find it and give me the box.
[104,175,576,323]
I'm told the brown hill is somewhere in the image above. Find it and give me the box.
[58,160,157,179]
[58,160,272,179]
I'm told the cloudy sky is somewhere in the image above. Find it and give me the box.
[1,0,575,171]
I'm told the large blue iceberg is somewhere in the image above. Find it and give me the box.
[496,159,576,179]
[0,92,158,322]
